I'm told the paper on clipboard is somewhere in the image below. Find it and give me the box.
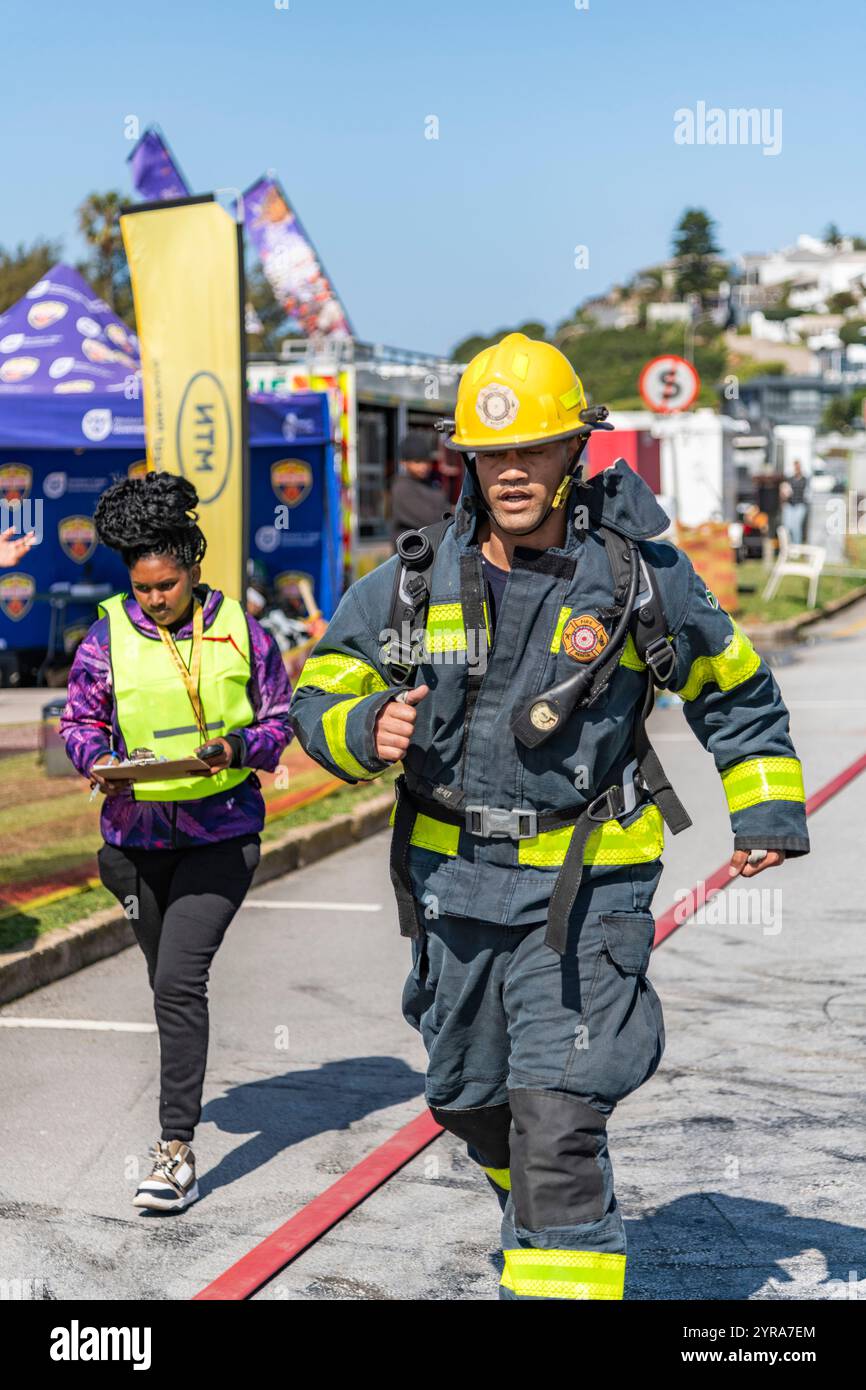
[99,755,212,783]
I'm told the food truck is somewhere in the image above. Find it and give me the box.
[246,338,463,578]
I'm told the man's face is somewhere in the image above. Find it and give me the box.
[404,458,433,479]
[473,440,570,532]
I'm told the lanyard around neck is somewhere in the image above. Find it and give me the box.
[156,599,207,744]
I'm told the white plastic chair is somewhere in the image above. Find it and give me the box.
[762,525,826,609]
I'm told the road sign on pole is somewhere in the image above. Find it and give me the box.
[639,354,701,414]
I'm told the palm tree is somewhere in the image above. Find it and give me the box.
[77,190,134,323]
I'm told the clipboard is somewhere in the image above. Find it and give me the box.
[99,755,213,783]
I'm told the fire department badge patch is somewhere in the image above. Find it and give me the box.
[562,614,608,663]
[475,383,519,430]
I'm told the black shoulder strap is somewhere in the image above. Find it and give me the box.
[600,526,677,688]
[599,525,691,836]
[632,675,692,834]
[382,515,454,685]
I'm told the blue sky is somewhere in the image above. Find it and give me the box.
[3,0,864,354]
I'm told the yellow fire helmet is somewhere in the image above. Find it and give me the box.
[448,332,588,453]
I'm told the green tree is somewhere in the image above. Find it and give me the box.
[727,354,788,384]
[827,290,858,314]
[559,324,726,410]
[821,396,858,433]
[823,222,843,248]
[671,208,726,307]
[839,318,866,346]
[77,190,134,324]
[0,239,61,314]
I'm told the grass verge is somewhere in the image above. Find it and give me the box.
[0,767,399,952]
[735,562,866,624]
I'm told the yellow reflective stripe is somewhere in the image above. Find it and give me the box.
[294,653,388,697]
[550,607,573,653]
[501,1248,626,1300]
[388,801,664,866]
[619,631,645,671]
[483,1166,511,1191]
[482,598,491,645]
[410,812,460,856]
[321,695,378,780]
[518,803,664,868]
[559,384,584,410]
[425,602,466,653]
[388,802,461,856]
[721,756,805,813]
[676,620,761,701]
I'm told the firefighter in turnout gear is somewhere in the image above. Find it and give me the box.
[289,333,810,1300]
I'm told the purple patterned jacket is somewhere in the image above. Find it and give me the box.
[60,586,293,849]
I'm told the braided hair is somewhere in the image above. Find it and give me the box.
[94,472,207,569]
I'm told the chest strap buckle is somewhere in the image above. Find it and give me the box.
[586,758,644,822]
[465,805,538,839]
[644,636,677,686]
[379,636,416,683]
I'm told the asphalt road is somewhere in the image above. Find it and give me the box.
[1,602,865,1301]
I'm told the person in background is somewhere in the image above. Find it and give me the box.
[60,471,292,1213]
[780,460,809,544]
[435,446,464,507]
[388,430,449,549]
[247,582,312,653]
[756,464,783,544]
[0,527,35,566]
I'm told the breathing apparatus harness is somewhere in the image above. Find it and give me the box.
[382,409,692,953]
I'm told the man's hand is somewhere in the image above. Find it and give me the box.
[194,737,234,776]
[374,685,430,762]
[0,527,35,568]
[89,754,133,797]
[728,848,785,878]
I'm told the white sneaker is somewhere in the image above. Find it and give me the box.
[133,1140,199,1212]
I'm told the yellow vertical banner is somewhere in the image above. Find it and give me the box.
[120,196,248,599]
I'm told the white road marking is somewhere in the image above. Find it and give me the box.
[0,1018,156,1032]
[244,900,383,912]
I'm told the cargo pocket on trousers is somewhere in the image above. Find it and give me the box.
[599,912,655,976]
[592,911,664,1100]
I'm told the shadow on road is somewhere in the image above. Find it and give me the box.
[625,1191,866,1300]
[197,1054,426,1199]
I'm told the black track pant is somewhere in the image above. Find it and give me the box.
[98,834,261,1143]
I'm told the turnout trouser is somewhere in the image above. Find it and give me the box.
[97,834,261,1143]
[401,875,665,1300]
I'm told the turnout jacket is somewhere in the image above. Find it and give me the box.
[289,460,810,926]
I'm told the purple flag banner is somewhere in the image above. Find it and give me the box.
[127,126,191,202]
[243,176,353,338]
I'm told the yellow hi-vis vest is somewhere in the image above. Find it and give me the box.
[98,593,254,802]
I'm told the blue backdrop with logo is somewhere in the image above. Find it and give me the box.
[0,266,341,661]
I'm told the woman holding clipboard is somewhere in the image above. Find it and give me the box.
[60,471,292,1212]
